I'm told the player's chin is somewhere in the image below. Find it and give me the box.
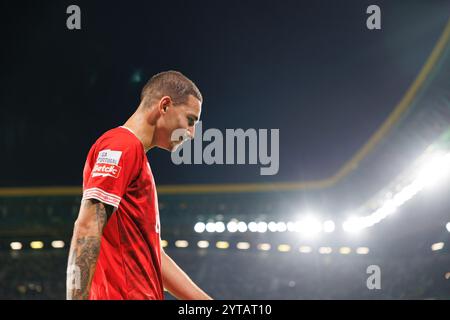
[167,140,183,152]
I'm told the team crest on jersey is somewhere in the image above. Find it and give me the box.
[92,149,122,178]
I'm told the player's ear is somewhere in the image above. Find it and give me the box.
[159,96,172,115]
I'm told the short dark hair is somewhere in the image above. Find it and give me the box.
[140,70,203,107]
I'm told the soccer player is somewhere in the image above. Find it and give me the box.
[66,71,212,300]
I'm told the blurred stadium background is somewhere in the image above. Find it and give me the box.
[1,1,450,299]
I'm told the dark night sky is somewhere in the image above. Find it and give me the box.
[1,0,449,187]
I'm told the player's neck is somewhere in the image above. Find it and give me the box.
[123,112,155,153]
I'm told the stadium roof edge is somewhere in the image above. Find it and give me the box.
[1,17,450,197]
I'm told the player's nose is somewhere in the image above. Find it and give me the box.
[187,127,195,139]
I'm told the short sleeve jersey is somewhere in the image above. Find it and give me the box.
[82,126,164,300]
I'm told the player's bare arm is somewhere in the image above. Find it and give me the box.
[161,249,212,300]
[66,199,113,299]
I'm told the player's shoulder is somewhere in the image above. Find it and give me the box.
[93,126,142,153]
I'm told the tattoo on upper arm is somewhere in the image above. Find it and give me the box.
[94,201,112,233]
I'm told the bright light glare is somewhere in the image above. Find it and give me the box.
[268,221,278,232]
[299,246,312,253]
[30,241,44,249]
[194,222,206,233]
[227,221,238,233]
[356,247,370,255]
[416,152,450,189]
[216,241,229,249]
[236,242,250,250]
[431,242,444,251]
[298,217,322,237]
[197,240,209,248]
[343,151,450,232]
[175,240,189,248]
[215,221,225,233]
[10,242,22,250]
[343,217,362,233]
[287,222,295,232]
[277,222,287,232]
[323,220,335,233]
[257,243,271,251]
[257,222,268,233]
[205,222,216,233]
[51,240,65,249]
[237,221,248,233]
[248,222,258,232]
[319,247,332,254]
[277,244,291,252]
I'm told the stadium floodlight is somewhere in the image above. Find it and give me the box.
[175,240,189,248]
[205,222,216,233]
[431,242,444,251]
[293,221,302,232]
[237,221,248,233]
[257,243,271,251]
[341,150,450,233]
[356,247,370,255]
[323,220,335,233]
[391,183,421,208]
[446,222,450,233]
[339,247,352,255]
[268,221,278,232]
[197,240,209,248]
[161,240,168,248]
[342,216,366,233]
[51,240,65,249]
[194,222,206,233]
[298,216,322,237]
[236,242,250,250]
[287,221,295,232]
[248,221,258,232]
[277,222,287,232]
[318,247,332,254]
[30,241,44,249]
[415,152,450,189]
[216,241,229,249]
[343,198,402,233]
[10,242,22,250]
[227,221,238,233]
[277,244,291,252]
[257,221,268,233]
[299,246,312,253]
[215,221,225,233]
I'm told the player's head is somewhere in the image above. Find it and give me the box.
[139,70,202,152]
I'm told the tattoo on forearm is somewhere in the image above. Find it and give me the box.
[66,201,112,300]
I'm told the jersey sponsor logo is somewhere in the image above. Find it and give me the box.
[92,149,123,178]
[92,163,122,178]
[96,149,122,165]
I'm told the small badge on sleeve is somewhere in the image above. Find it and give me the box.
[92,149,123,178]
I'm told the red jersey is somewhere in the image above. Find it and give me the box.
[82,126,164,300]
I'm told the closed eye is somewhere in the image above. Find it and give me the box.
[188,116,196,127]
